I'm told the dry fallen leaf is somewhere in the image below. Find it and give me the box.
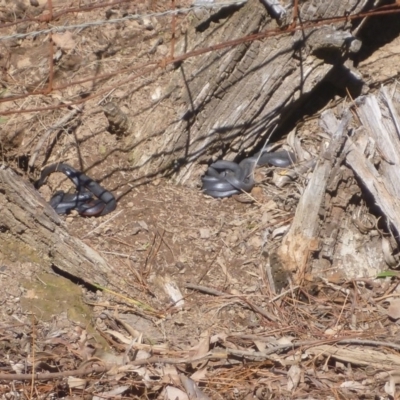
[67,376,87,389]
[92,385,130,399]
[277,336,295,345]
[190,367,208,382]
[210,333,228,344]
[52,32,76,51]
[340,381,367,391]
[254,340,268,352]
[163,386,189,400]
[162,365,181,386]
[190,330,210,369]
[163,276,184,308]
[181,375,211,400]
[287,365,302,392]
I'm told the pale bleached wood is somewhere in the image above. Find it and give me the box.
[346,138,400,236]
[306,345,400,370]
[315,110,387,280]
[278,86,400,282]
[277,111,352,281]
[354,93,400,198]
[345,89,400,238]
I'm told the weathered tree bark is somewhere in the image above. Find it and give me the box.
[138,0,368,183]
[0,165,112,286]
[277,84,400,284]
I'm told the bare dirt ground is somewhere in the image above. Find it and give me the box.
[2,1,400,399]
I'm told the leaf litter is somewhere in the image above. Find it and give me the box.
[2,1,400,399]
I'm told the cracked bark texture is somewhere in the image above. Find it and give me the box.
[138,0,370,183]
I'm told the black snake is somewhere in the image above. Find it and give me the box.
[35,163,116,216]
[201,149,295,198]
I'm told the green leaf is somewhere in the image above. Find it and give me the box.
[376,270,399,278]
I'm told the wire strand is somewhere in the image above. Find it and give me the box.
[0,1,247,41]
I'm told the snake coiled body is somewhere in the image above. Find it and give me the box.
[36,163,116,216]
[202,150,295,198]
